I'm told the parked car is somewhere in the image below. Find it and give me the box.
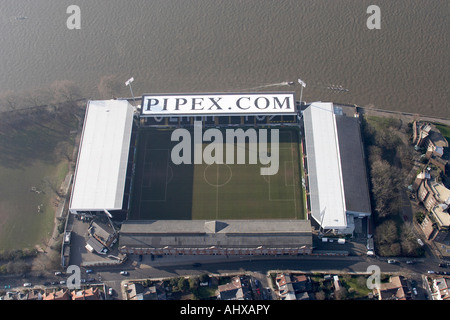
[438,263,447,268]
[108,287,114,295]
[59,280,66,285]
[85,269,94,274]
[23,283,32,287]
[120,271,129,276]
[413,288,418,295]
[192,263,202,267]
[427,270,435,274]
[55,271,62,276]
[387,259,397,264]
[406,260,414,264]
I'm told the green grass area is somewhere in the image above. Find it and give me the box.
[435,123,450,145]
[0,110,78,250]
[129,127,305,221]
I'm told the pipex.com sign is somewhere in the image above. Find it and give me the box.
[141,92,296,116]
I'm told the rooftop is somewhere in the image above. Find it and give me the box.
[69,100,134,212]
[303,102,347,229]
[119,219,312,249]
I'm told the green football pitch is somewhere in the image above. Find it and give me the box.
[129,127,306,221]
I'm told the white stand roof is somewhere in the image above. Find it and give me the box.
[70,100,134,212]
[303,102,347,229]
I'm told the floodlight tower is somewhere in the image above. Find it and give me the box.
[125,77,137,106]
[298,78,306,106]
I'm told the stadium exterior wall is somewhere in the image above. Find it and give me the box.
[118,220,313,256]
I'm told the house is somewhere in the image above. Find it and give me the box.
[416,176,450,242]
[217,276,251,300]
[432,277,450,300]
[127,283,162,300]
[413,121,449,152]
[26,290,43,300]
[43,289,72,300]
[71,287,101,300]
[291,274,312,293]
[413,121,449,174]
[374,276,410,300]
[89,219,118,248]
[275,273,312,300]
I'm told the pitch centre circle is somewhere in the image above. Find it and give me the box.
[203,164,232,187]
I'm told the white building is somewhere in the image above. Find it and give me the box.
[303,102,371,234]
[69,100,135,215]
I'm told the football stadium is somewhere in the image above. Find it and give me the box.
[68,92,371,256]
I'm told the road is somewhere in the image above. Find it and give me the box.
[80,254,441,300]
[1,253,445,300]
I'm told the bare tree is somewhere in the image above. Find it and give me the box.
[23,87,52,107]
[98,74,122,99]
[0,90,22,111]
[50,80,82,103]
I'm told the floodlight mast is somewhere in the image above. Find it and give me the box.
[125,77,137,106]
[298,78,306,106]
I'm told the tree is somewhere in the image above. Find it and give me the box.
[315,290,326,300]
[400,223,423,256]
[334,287,348,300]
[23,88,52,108]
[98,75,122,99]
[50,80,82,103]
[178,278,189,292]
[188,276,200,291]
[199,273,209,284]
[0,90,22,111]
[370,160,402,219]
[375,219,398,245]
